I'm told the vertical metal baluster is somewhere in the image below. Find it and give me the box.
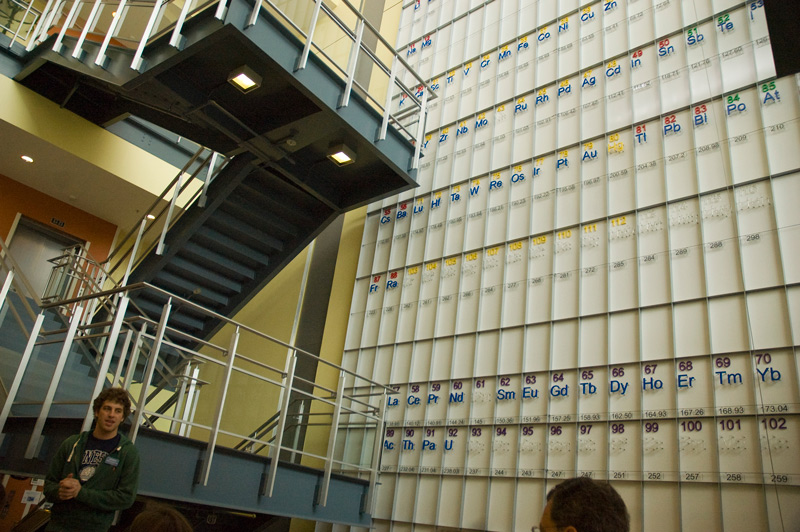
[339,19,364,108]
[295,0,322,71]
[378,56,398,141]
[264,353,297,496]
[318,370,346,506]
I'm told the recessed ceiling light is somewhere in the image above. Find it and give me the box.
[21,155,33,163]
[227,66,262,93]
[327,143,356,166]
[146,214,156,220]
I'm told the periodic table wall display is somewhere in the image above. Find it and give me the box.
[342,0,800,530]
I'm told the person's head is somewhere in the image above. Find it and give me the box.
[130,503,193,532]
[536,478,629,532]
[92,388,132,439]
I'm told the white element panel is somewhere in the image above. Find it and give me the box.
[479,245,504,331]
[630,44,660,123]
[553,227,579,319]
[608,420,642,481]
[435,256,459,338]
[415,260,441,340]
[747,289,792,350]
[405,381,429,425]
[606,129,635,216]
[470,375,497,421]
[720,485,769,532]
[535,25,558,88]
[627,0,654,49]
[601,0,628,59]
[579,3,602,70]
[407,195,430,266]
[519,0,538,36]
[357,213,379,278]
[711,351,754,412]
[437,477,462,528]
[772,173,800,284]
[456,251,481,334]
[633,118,666,209]
[556,77,580,149]
[499,328,524,375]
[512,95,534,162]
[580,70,605,141]
[717,7,757,93]
[495,374,522,420]
[432,26,452,85]
[579,315,608,367]
[524,324,551,373]
[417,133,437,193]
[379,270,403,345]
[390,343,413,388]
[576,419,607,479]
[555,146,580,228]
[507,162,533,242]
[482,1,501,54]
[668,197,705,301]
[608,212,638,311]
[641,358,676,416]
[472,110,493,177]
[534,84,557,156]
[514,480,545,532]
[515,35,536,95]
[372,206,394,273]
[345,280,368,351]
[519,369,548,421]
[496,45,516,105]
[374,345,394,385]
[681,0,713,26]
[463,178,488,252]
[726,87,769,185]
[708,296,749,354]
[388,203,412,271]
[414,476,439,525]
[609,310,639,364]
[663,109,697,201]
[424,193,446,262]
[749,1,775,81]
[451,118,475,183]
[361,274,384,348]
[544,422,576,474]
[608,364,642,423]
[431,337,454,382]
[673,301,710,358]
[477,54,497,113]
[502,242,527,329]
[654,0,682,37]
[579,219,608,315]
[760,77,800,175]
[638,206,670,306]
[433,126,455,191]
[640,306,674,361]
[658,33,691,113]
[753,348,799,416]
[396,266,421,344]
[579,140,607,222]
[486,478,515,532]
[681,484,722,532]
[464,9,484,62]
[547,369,578,422]
[604,57,632,132]
[679,415,718,483]
[702,194,745,299]
[531,156,556,234]
[735,181,782,290]
[439,73,461,128]
[693,98,732,193]
[685,20,722,103]
[642,479,680,528]
[556,13,579,78]
[424,375,448,424]
[486,170,510,247]
[576,366,607,421]
[462,477,489,529]
[552,320,579,370]
[491,103,513,169]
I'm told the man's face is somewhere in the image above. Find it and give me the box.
[536,500,576,532]
[94,400,125,438]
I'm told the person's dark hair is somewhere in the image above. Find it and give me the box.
[546,477,630,532]
[93,388,132,419]
[130,503,193,532]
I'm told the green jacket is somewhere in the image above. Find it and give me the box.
[44,431,140,532]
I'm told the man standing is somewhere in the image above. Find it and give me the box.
[44,388,140,532]
[535,477,629,532]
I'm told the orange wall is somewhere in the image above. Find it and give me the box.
[0,174,117,261]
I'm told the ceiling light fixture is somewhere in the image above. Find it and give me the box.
[146,214,156,220]
[327,143,356,166]
[227,65,262,93]
[21,155,33,163]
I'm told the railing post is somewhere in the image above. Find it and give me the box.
[377,56,398,141]
[123,323,147,390]
[121,219,147,286]
[112,329,134,387]
[130,0,165,71]
[317,370,346,507]
[338,19,364,109]
[81,296,130,433]
[130,299,171,443]
[198,152,219,208]
[295,0,323,72]
[263,353,297,497]
[94,0,127,66]
[156,171,185,256]
[25,306,83,459]
[200,326,239,485]
[411,87,428,170]
[71,0,102,58]
[52,0,83,53]
[25,0,56,51]
[179,364,200,437]
[364,389,387,515]
[0,313,45,447]
[168,0,194,47]
[0,270,15,313]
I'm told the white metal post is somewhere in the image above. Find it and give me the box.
[295,0,322,71]
[338,19,364,109]
[25,306,83,459]
[365,389,387,514]
[70,0,102,58]
[264,353,297,497]
[121,218,147,286]
[156,172,185,255]
[411,87,427,170]
[0,270,15,314]
[198,152,219,208]
[52,0,83,53]
[130,299,171,443]
[81,296,130,432]
[0,313,45,447]
[168,0,194,47]
[94,0,126,66]
[318,370,346,507]
[26,0,57,51]
[201,326,239,485]
[130,0,165,71]
[123,323,147,389]
[377,56,398,141]
[112,329,134,386]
